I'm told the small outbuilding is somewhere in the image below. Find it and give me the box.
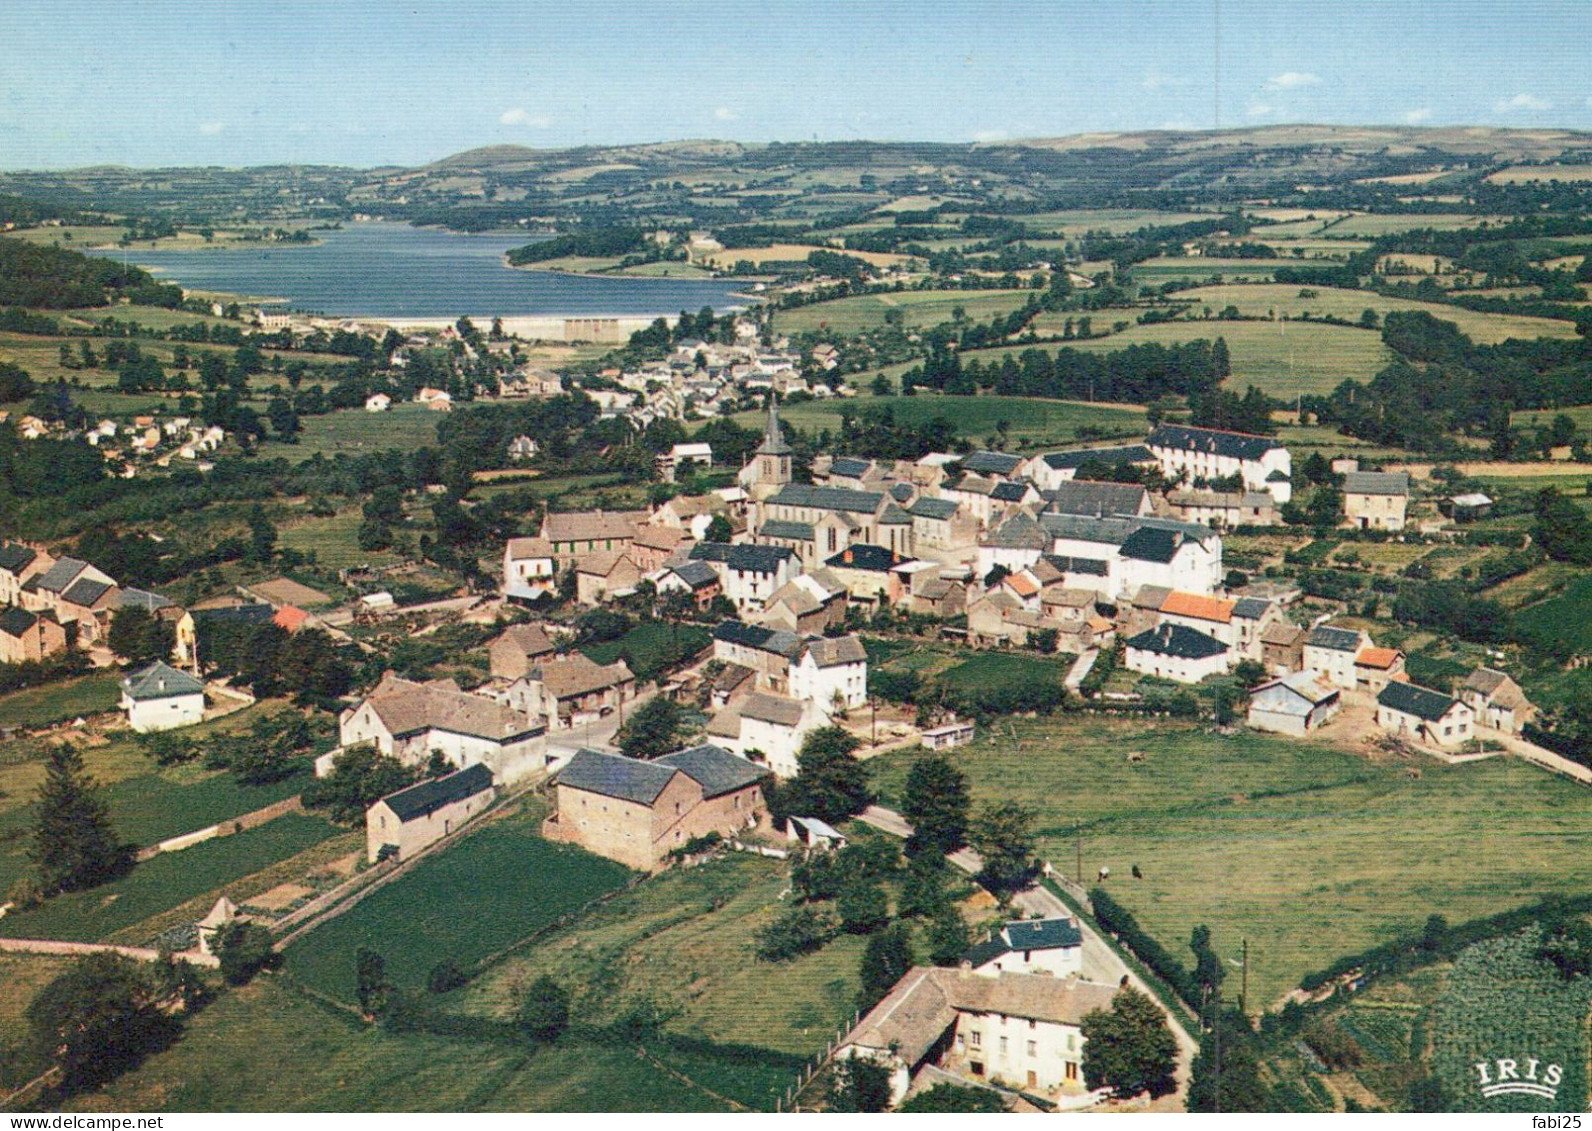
[120,660,206,733]
[366,763,495,864]
[1247,672,1342,736]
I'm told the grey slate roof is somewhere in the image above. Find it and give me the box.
[1148,424,1281,461]
[61,577,114,607]
[1120,526,1181,564]
[909,498,959,520]
[825,544,905,572]
[0,543,37,574]
[962,450,1024,476]
[654,744,769,798]
[557,748,677,804]
[1231,597,1272,620]
[670,560,721,588]
[988,512,1050,550]
[117,588,174,613]
[889,483,915,502]
[767,484,884,514]
[1378,680,1460,722]
[1041,444,1154,471]
[758,519,815,541]
[1039,553,1110,577]
[829,457,873,478]
[380,764,494,823]
[1043,481,1147,518]
[0,606,40,638]
[728,544,794,573]
[1126,623,1228,660]
[1002,917,1083,951]
[989,481,1030,503]
[802,635,867,667]
[1344,470,1411,497]
[34,556,91,594]
[713,620,804,657]
[120,660,205,701]
[879,502,912,524]
[1307,626,1363,652]
[192,602,276,627]
[1038,513,1138,546]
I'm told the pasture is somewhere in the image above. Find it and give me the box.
[257,402,442,463]
[726,392,1145,452]
[774,288,1036,336]
[0,673,121,728]
[1129,256,1307,284]
[974,318,1392,399]
[0,813,344,943]
[282,809,634,1002]
[48,975,737,1113]
[867,715,1592,1008]
[1176,283,1581,344]
[277,506,404,570]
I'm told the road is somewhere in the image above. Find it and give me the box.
[543,685,659,766]
[858,804,1198,1107]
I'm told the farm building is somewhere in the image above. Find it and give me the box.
[1458,668,1537,734]
[837,967,1118,1106]
[488,623,558,680]
[1353,647,1406,694]
[1343,471,1411,532]
[543,745,769,871]
[961,916,1083,979]
[366,764,495,863]
[1303,625,1368,690]
[1247,673,1342,736]
[921,720,976,750]
[0,606,68,665]
[1376,681,1475,749]
[1124,622,1231,684]
[120,660,206,733]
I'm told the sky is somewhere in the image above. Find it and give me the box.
[3,0,1591,169]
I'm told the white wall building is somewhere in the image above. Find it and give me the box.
[1148,424,1292,503]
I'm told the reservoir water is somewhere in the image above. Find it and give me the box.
[106,222,750,319]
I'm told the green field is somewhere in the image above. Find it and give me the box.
[963,318,1393,399]
[1130,257,1309,284]
[730,392,1144,452]
[284,810,634,1000]
[1512,574,1592,652]
[868,716,1592,1008]
[47,975,736,1113]
[456,852,867,1059]
[277,505,404,570]
[1325,213,1509,237]
[580,621,711,681]
[1177,283,1581,344]
[775,289,1036,336]
[0,673,121,728]
[0,813,343,943]
[936,650,1072,689]
[257,402,442,462]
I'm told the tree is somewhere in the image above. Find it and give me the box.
[302,745,419,825]
[428,960,468,994]
[926,901,972,965]
[27,953,183,1091]
[106,605,173,666]
[519,975,571,1042]
[1187,1008,1268,1113]
[617,696,683,760]
[772,727,872,824]
[1079,986,1178,1099]
[1533,488,1592,565]
[704,513,733,542]
[245,503,277,565]
[30,743,133,894]
[897,854,950,918]
[355,947,391,1017]
[756,905,834,961]
[898,1083,1006,1112]
[900,753,970,858]
[858,923,914,1009]
[215,920,277,985]
[968,800,1039,897]
[836,877,889,934]
[830,1055,893,1113]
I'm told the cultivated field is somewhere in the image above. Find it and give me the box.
[774,288,1036,336]
[0,673,121,728]
[257,402,443,463]
[868,716,1592,1008]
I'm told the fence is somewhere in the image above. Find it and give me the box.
[775,1009,861,1112]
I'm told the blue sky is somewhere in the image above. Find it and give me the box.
[3,0,1589,169]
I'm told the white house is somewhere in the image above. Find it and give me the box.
[120,660,206,733]
[1376,681,1475,749]
[837,967,1118,1106]
[1343,471,1411,532]
[1247,672,1342,736]
[689,542,798,615]
[364,393,392,412]
[1459,668,1537,735]
[502,537,557,601]
[332,672,549,784]
[788,635,869,715]
[707,690,822,778]
[1302,625,1368,689]
[1029,445,1156,492]
[962,917,1083,979]
[1147,424,1292,503]
[656,441,714,483]
[1124,622,1231,684]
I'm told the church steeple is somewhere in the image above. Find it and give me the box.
[757,396,791,456]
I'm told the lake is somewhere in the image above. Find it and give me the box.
[107,222,750,319]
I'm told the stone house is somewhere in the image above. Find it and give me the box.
[1260,621,1306,675]
[1303,625,1369,689]
[540,509,649,566]
[529,655,636,728]
[1353,646,1406,694]
[0,606,68,665]
[1459,668,1537,734]
[544,745,769,871]
[1343,471,1411,532]
[488,623,558,680]
[961,916,1083,979]
[366,763,495,863]
[1376,681,1475,748]
[574,550,645,605]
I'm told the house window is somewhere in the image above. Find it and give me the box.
[1027,1040,1037,1058]
[999,1036,1008,1055]
[969,1031,981,1049]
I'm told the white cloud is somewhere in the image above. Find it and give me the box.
[1266,71,1321,91]
[1404,107,1433,124]
[1246,101,1276,119]
[198,121,224,135]
[714,106,738,121]
[1141,69,1183,91]
[1496,93,1551,112]
[972,129,1008,143]
[499,108,552,128]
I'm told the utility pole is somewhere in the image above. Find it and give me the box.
[1240,937,1249,1016]
[1075,823,1082,884]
